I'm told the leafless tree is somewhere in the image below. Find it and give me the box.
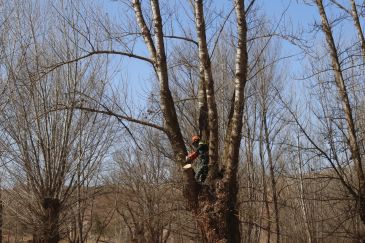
[8,0,365,242]
[0,2,116,242]
[39,0,254,241]
[110,129,194,243]
[301,0,365,227]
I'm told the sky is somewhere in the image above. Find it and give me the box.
[93,0,357,109]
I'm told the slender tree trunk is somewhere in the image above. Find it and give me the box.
[194,0,219,178]
[349,0,365,60]
[297,135,312,243]
[133,0,198,208]
[77,165,83,243]
[198,69,209,141]
[244,112,256,243]
[316,0,365,223]
[263,112,280,243]
[259,120,271,243]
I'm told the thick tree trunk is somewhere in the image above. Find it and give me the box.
[316,0,365,223]
[43,198,60,243]
[33,198,60,243]
[0,191,2,243]
[219,1,248,241]
[194,181,240,243]
[192,0,247,241]
[133,1,248,242]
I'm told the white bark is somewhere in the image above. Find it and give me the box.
[224,0,248,181]
[193,0,219,176]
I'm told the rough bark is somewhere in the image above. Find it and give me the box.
[33,198,60,243]
[316,0,365,223]
[192,0,248,242]
[0,187,2,243]
[191,0,244,241]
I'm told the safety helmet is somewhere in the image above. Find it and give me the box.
[192,135,200,143]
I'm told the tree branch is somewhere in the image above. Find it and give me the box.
[163,35,198,46]
[275,87,358,198]
[42,50,154,77]
[132,0,157,59]
[246,0,257,14]
[48,105,167,133]
[223,0,248,181]
[330,0,351,14]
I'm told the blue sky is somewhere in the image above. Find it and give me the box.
[94,0,357,108]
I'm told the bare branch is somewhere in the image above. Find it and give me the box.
[330,0,351,14]
[42,50,154,77]
[210,6,235,58]
[163,35,198,46]
[275,86,358,198]
[246,0,257,14]
[48,104,167,134]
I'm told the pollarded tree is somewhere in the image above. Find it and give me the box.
[45,0,255,242]
[0,2,116,242]
[119,1,247,241]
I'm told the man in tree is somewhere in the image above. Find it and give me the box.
[184,135,209,183]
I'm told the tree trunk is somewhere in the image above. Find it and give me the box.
[193,181,240,243]
[297,140,312,243]
[194,0,219,178]
[132,0,248,241]
[244,111,257,243]
[33,198,60,243]
[76,162,83,243]
[43,198,60,243]
[349,0,365,60]
[192,0,247,241]
[259,121,271,243]
[263,113,280,242]
[316,0,365,224]
[0,189,2,243]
